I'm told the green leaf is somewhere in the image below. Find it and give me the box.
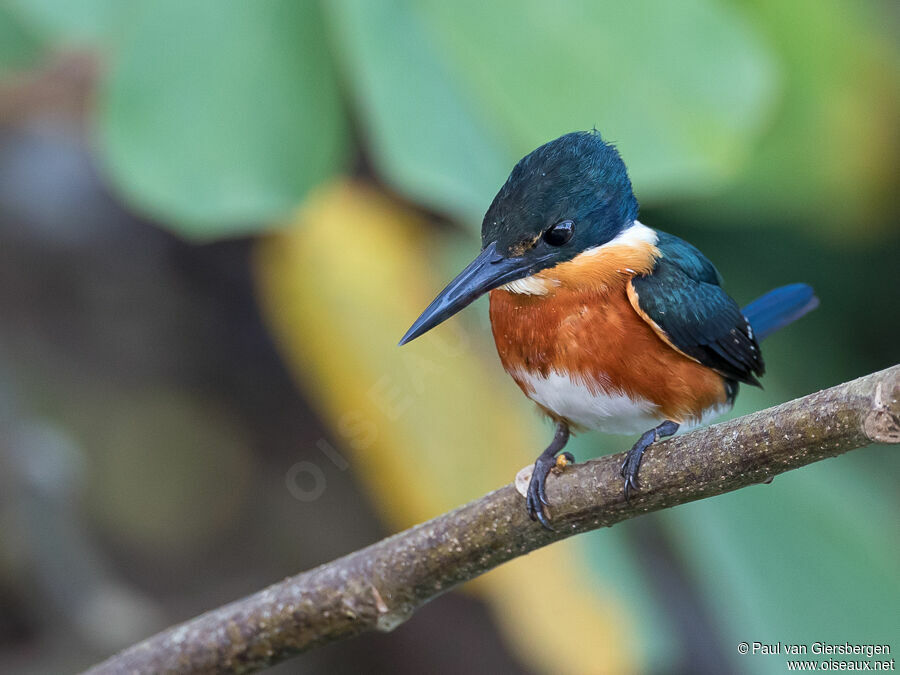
[326,0,512,227]
[328,0,778,225]
[0,5,47,73]
[96,0,348,238]
[675,0,900,234]
[9,0,129,48]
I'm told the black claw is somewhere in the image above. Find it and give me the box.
[526,493,537,521]
[561,451,575,464]
[526,489,554,530]
[620,420,680,500]
[536,506,554,531]
[525,454,556,529]
[623,472,639,501]
[621,441,649,500]
[537,464,551,506]
[621,449,643,500]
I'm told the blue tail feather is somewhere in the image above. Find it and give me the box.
[742,284,818,341]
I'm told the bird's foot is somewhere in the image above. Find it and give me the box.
[526,451,575,530]
[620,443,647,500]
[620,420,679,500]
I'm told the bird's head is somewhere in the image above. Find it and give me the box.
[400,130,639,345]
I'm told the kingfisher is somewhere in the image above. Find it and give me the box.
[400,130,818,529]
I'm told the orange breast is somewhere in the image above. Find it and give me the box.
[489,277,728,427]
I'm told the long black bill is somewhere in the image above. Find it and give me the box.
[399,241,532,345]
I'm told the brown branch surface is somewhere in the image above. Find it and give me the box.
[87,366,900,675]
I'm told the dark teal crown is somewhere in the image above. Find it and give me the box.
[481,130,639,257]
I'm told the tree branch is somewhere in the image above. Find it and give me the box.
[87,366,899,675]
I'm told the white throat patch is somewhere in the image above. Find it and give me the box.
[499,276,557,296]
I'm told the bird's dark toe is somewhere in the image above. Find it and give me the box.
[525,456,557,530]
[622,471,640,501]
[525,491,538,521]
[533,502,554,530]
[620,451,644,500]
[525,488,554,530]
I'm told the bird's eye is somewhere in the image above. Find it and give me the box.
[543,220,575,246]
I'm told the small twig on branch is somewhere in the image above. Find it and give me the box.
[87,366,899,675]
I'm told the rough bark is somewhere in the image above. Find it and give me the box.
[87,365,899,675]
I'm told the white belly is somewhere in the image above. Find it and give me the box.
[514,368,665,434]
[516,368,734,433]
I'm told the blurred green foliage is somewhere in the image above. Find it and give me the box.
[330,0,777,224]
[1,1,897,674]
[0,5,45,73]
[664,458,898,662]
[98,1,347,236]
[10,0,896,238]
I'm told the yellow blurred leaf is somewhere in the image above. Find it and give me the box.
[254,180,637,674]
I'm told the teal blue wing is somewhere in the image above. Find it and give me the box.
[654,231,722,285]
[630,232,764,386]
